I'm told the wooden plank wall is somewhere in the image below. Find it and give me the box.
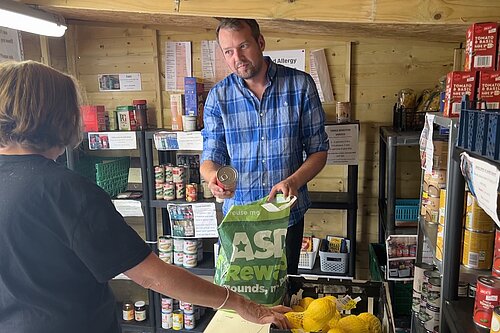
[21,24,459,278]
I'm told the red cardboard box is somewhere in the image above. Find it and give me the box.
[464,22,499,71]
[81,105,106,132]
[478,71,500,109]
[444,71,477,117]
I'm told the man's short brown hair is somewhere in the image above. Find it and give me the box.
[216,18,261,42]
[0,61,82,152]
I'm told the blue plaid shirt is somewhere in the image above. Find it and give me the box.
[201,57,329,226]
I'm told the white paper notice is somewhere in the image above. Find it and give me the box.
[325,124,359,165]
[98,73,142,91]
[460,152,500,227]
[420,113,435,173]
[167,203,218,238]
[165,41,192,91]
[0,28,22,62]
[310,49,335,103]
[201,40,232,91]
[264,49,305,71]
[153,131,203,151]
[88,132,137,150]
[112,200,144,217]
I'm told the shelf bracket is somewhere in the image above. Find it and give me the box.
[174,0,181,12]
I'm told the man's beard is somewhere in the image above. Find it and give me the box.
[235,61,260,79]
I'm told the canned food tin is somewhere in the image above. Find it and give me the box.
[184,312,195,330]
[173,166,185,183]
[462,228,494,270]
[175,182,185,201]
[183,302,194,314]
[173,238,184,252]
[173,251,184,266]
[162,297,173,312]
[421,270,440,313]
[438,189,446,225]
[466,192,495,232]
[183,239,198,254]
[470,281,477,298]
[413,263,434,293]
[164,181,176,201]
[156,183,164,200]
[474,276,500,328]
[491,306,500,333]
[216,166,238,191]
[494,227,500,272]
[201,179,213,199]
[458,281,469,297]
[165,164,174,182]
[159,250,173,264]
[155,165,165,184]
[183,253,197,268]
[186,183,198,202]
[172,310,183,330]
[159,236,173,252]
[162,311,173,329]
[427,277,441,308]
[436,224,444,261]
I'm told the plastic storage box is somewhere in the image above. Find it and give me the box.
[298,237,320,270]
[319,239,350,274]
[395,199,419,224]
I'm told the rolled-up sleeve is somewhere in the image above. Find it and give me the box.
[301,75,330,156]
[201,89,230,166]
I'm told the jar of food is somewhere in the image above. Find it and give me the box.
[122,302,134,321]
[134,300,147,322]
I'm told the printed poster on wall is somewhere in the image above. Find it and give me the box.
[167,202,218,238]
[263,49,305,71]
[325,124,359,165]
[165,41,192,91]
[201,40,232,91]
[98,73,142,91]
[0,27,23,62]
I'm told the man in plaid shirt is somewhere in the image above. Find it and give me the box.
[201,18,329,274]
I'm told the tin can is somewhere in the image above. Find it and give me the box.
[470,281,477,298]
[438,189,446,225]
[173,238,184,252]
[183,302,194,314]
[336,101,351,123]
[156,183,164,200]
[186,183,198,202]
[421,270,440,313]
[491,306,500,333]
[162,297,173,313]
[427,277,441,308]
[216,166,238,191]
[155,165,165,184]
[183,253,198,268]
[463,228,494,270]
[159,250,173,264]
[175,182,185,201]
[494,228,500,272]
[165,164,174,182]
[182,164,191,183]
[412,263,434,313]
[183,239,198,254]
[164,181,176,201]
[436,224,444,261]
[162,311,173,329]
[184,312,195,330]
[159,236,173,252]
[173,251,183,266]
[458,281,469,297]
[201,179,213,199]
[122,302,135,321]
[474,276,500,328]
[172,310,184,330]
[466,192,495,232]
[173,166,185,183]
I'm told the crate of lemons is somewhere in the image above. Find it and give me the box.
[284,295,382,333]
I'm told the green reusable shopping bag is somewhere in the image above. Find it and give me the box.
[214,195,296,306]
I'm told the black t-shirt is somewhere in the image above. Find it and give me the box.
[0,154,151,333]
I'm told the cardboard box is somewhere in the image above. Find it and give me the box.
[443,71,477,117]
[464,22,499,71]
[81,105,106,132]
[477,71,500,109]
[170,93,184,131]
[432,140,449,170]
[116,105,137,131]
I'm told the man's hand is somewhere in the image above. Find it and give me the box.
[207,173,235,199]
[268,178,298,203]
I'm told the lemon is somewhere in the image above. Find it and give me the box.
[299,297,315,310]
[303,316,325,332]
[327,328,346,333]
[327,310,342,328]
[357,312,382,333]
[336,315,369,333]
[284,311,304,329]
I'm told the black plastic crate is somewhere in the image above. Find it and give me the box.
[393,105,439,132]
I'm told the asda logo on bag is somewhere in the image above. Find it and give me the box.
[231,229,287,261]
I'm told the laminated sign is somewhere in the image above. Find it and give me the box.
[214,196,296,305]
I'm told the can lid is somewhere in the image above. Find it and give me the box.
[217,166,238,185]
[133,100,147,105]
[135,300,146,307]
[478,276,500,288]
